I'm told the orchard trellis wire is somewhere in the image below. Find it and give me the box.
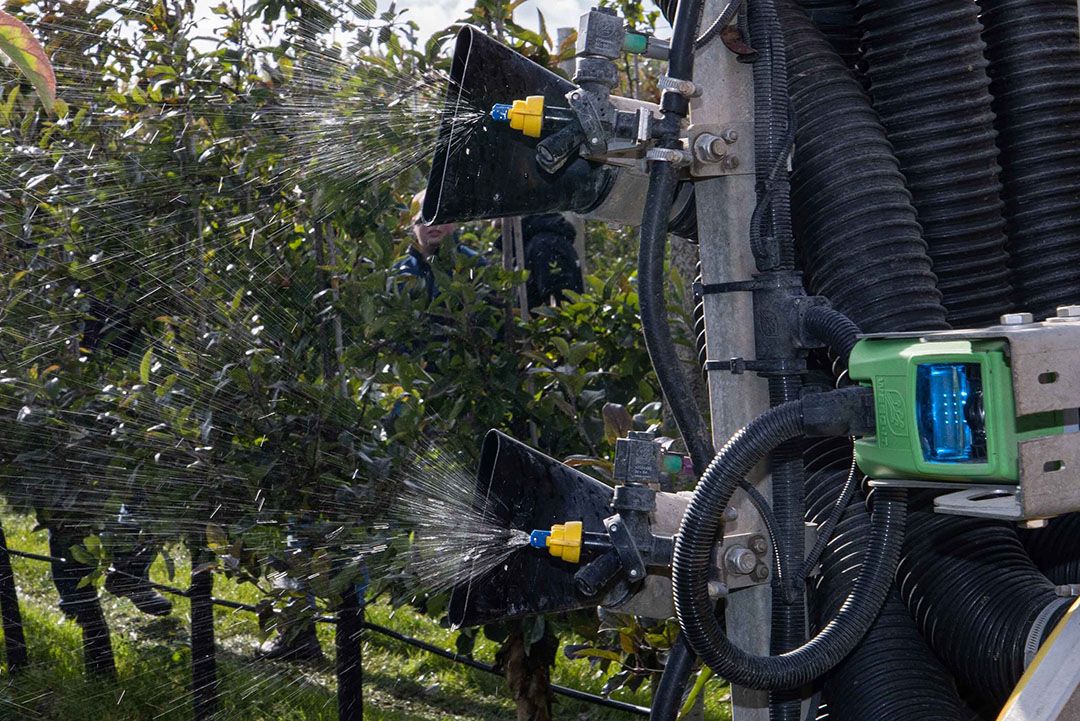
[0,523,651,719]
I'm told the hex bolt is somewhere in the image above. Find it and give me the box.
[629,569,638,578]
[724,506,739,522]
[1000,312,1034,325]
[749,535,768,555]
[752,564,770,582]
[725,546,758,575]
[721,155,740,171]
[1057,305,1080,319]
[610,524,618,533]
[721,128,738,143]
[693,133,727,164]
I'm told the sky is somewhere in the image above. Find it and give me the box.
[389,0,602,44]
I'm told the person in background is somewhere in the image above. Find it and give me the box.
[392,189,481,300]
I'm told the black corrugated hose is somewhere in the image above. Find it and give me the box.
[855,0,1013,327]
[802,306,859,367]
[780,0,949,334]
[672,394,908,691]
[804,454,978,721]
[743,1,806,718]
[796,0,861,71]
[898,509,1072,715]
[977,0,1080,320]
[1022,513,1080,585]
[780,4,981,718]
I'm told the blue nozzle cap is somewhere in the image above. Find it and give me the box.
[491,103,512,122]
[529,529,550,549]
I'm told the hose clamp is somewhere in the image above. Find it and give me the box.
[646,147,692,167]
[658,75,702,98]
[1024,596,1075,668]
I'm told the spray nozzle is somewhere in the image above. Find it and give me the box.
[527,521,616,565]
[490,95,547,138]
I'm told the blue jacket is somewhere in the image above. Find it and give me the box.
[392,242,483,301]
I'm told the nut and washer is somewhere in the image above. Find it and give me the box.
[1000,312,1034,325]
[725,546,758,575]
[749,535,768,555]
[752,564,771,582]
[693,133,728,164]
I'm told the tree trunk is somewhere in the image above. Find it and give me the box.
[0,523,27,672]
[495,620,557,721]
[190,552,218,721]
[336,584,364,721]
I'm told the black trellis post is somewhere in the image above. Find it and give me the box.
[0,523,26,672]
[336,583,364,721]
[190,551,218,721]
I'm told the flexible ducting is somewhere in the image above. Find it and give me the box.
[897,509,1071,714]
[781,0,948,333]
[1022,513,1080,585]
[796,0,860,70]
[977,0,1080,319]
[854,0,1013,327]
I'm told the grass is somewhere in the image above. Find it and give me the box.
[0,510,732,720]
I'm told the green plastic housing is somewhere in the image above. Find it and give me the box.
[849,337,1062,482]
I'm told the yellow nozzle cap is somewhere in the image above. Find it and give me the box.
[546,520,583,564]
[508,95,546,139]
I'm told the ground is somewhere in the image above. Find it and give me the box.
[0,510,732,721]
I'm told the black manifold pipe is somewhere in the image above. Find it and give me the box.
[672,396,907,691]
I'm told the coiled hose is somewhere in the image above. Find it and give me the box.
[855,0,1013,327]
[672,396,908,691]
[1022,513,1080,585]
[977,0,1080,319]
[780,0,949,333]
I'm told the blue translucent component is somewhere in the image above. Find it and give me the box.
[491,103,512,122]
[529,529,550,549]
[916,363,984,463]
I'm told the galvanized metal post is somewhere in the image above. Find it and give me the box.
[690,2,773,719]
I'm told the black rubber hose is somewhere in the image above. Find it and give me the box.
[672,397,908,690]
[640,0,709,474]
[855,0,1013,327]
[640,164,713,477]
[897,509,1072,715]
[780,0,949,334]
[640,2,707,718]
[648,633,698,721]
[1022,513,1080,585]
[977,0,1080,319]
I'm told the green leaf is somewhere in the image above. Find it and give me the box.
[0,10,56,114]
[139,348,153,383]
